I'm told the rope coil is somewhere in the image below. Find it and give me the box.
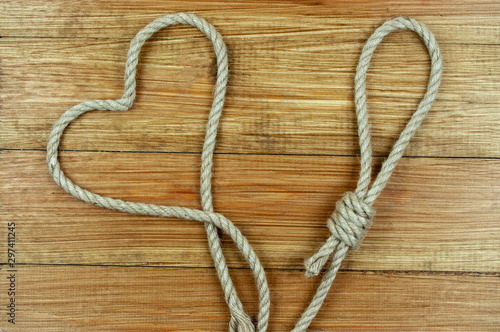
[47,14,441,332]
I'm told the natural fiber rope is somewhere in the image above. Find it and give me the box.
[47,13,442,332]
[46,13,269,332]
[293,16,442,331]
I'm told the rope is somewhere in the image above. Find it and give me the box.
[46,13,269,332]
[293,16,442,331]
[47,13,441,331]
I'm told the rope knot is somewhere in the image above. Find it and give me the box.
[327,191,375,250]
[304,192,374,277]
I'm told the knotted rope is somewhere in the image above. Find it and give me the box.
[293,16,442,331]
[47,13,442,332]
[46,13,269,332]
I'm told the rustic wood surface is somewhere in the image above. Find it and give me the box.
[1,0,499,330]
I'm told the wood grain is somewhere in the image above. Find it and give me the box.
[1,0,499,330]
[2,150,499,272]
[1,37,499,157]
[0,265,498,331]
[2,0,500,44]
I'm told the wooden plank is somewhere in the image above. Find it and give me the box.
[2,150,499,272]
[0,264,498,330]
[1,1,499,330]
[1,0,500,45]
[1,38,499,157]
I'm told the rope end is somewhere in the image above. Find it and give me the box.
[304,235,338,277]
[304,253,330,277]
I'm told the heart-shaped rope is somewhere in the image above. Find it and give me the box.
[47,13,269,332]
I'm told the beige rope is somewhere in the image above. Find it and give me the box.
[293,16,442,331]
[47,13,441,332]
[46,13,269,332]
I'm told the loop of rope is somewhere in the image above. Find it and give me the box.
[46,13,269,332]
[296,16,442,331]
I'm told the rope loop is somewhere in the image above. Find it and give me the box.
[296,16,442,331]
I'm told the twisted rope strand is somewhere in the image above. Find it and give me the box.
[46,13,269,332]
[295,16,442,331]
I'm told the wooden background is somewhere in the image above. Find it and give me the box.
[1,0,499,330]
